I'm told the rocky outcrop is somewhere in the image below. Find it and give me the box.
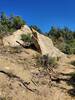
[3,25,32,47]
[31,28,66,58]
[3,25,66,58]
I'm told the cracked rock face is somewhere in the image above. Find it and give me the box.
[3,25,66,58]
[32,28,66,58]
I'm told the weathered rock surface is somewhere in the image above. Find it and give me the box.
[32,28,66,58]
[3,25,66,58]
[3,25,32,47]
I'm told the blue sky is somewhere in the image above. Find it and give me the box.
[0,0,75,32]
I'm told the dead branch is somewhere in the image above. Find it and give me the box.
[16,41,29,54]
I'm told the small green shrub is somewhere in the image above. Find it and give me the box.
[0,12,26,38]
[63,44,72,54]
[36,54,57,68]
[21,34,32,43]
[13,16,25,29]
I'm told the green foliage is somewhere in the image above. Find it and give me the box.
[48,26,74,40]
[21,34,32,43]
[30,25,42,33]
[48,27,61,39]
[47,26,75,54]
[0,12,26,38]
[0,12,8,25]
[63,44,72,54]
[0,24,8,37]
[36,54,57,68]
[13,16,25,29]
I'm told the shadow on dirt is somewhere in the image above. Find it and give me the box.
[67,73,75,97]
[60,72,75,97]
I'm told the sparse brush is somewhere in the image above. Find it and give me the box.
[21,34,32,43]
[36,54,57,69]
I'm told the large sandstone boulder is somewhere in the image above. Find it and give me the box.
[31,28,66,58]
[3,25,32,47]
[3,25,66,58]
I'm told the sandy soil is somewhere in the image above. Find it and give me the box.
[0,46,75,100]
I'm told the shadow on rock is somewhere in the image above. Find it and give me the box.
[67,73,75,97]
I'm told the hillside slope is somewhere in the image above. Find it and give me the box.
[0,47,75,100]
[0,25,75,100]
